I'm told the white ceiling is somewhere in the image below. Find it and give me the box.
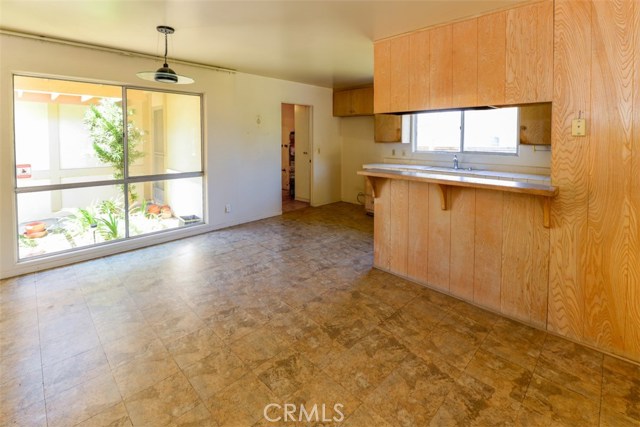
[0,0,528,89]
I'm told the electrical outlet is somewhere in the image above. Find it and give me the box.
[572,118,586,136]
[225,204,231,213]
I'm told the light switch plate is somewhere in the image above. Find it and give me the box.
[572,118,586,136]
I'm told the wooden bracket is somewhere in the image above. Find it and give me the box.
[366,176,379,198]
[437,184,449,210]
[543,197,551,228]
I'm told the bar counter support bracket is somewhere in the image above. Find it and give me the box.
[437,184,449,210]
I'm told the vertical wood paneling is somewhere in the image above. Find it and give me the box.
[501,194,533,323]
[427,184,450,291]
[626,0,640,358]
[407,182,429,283]
[389,179,409,276]
[430,25,453,109]
[536,0,554,102]
[409,29,430,111]
[449,188,475,301]
[548,0,591,340]
[373,179,391,270]
[584,0,633,351]
[374,40,391,114]
[390,36,410,112]
[478,11,506,106]
[452,19,478,107]
[531,197,550,328]
[500,194,549,328]
[474,189,503,311]
[506,1,553,104]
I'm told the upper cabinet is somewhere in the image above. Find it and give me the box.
[505,0,553,104]
[333,86,374,117]
[373,0,553,114]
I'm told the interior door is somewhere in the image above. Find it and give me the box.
[294,105,311,202]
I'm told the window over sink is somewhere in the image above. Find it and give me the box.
[412,107,519,155]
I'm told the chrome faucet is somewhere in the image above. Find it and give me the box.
[453,155,459,170]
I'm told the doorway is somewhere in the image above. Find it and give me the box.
[281,103,311,213]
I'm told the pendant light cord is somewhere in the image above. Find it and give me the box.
[163,32,169,67]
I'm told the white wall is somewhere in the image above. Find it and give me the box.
[0,34,341,278]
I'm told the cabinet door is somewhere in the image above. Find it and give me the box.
[430,25,453,109]
[351,87,374,115]
[374,114,402,143]
[374,40,392,113]
[333,90,352,116]
[390,35,410,112]
[409,29,430,111]
[478,11,506,106]
[452,19,478,107]
[505,0,553,104]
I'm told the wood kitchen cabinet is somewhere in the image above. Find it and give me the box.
[452,18,478,107]
[333,86,374,117]
[373,0,552,113]
[374,114,402,142]
[505,0,553,104]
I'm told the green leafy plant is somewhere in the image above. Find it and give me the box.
[84,98,144,201]
[97,212,121,241]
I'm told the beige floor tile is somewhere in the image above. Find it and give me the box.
[206,373,277,427]
[74,402,132,427]
[535,335,603,401]
[429,373,522,426]
[342,405,394,427]
[124,372,201,426]
[205,306,261,342]
[521,374,600,427]
[169,402,217,427]
[601,355,640,421]
[229,325,292,370]
[102,328,159,369]
[324,327,410,398]
[43,345,111,398]
[165,326,225,369]
[0,368,44,421]
[183,344,249,400]
[0,345,42,385]
[45,373,122,427]
[288,373,362,422]
[40,326,102,367]
[255,349,318,399]
[465,348,533,402]
[599,405,640,427]
[481,317,546,370]
[111,338,179,398]
[2,398,48,427]
[365,354,461,427]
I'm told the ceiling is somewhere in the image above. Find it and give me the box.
[0,0,528,89]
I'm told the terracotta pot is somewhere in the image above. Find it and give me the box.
[25,221,46,233]
[147,204,160,215]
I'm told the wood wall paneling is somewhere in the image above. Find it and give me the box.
[427,184,451,292]
[389,179,409,276]
[584,0,633,352]
[473,189,503,311]
[500,194,549,328]
[505,1,553,104]
[626,0,640,358]
[409,29,430,111]
[390,36,410,112]
[452,19,478,107]
[429,25,453,110]
[478,11,506,106]
[374,40,391,113]
[407,182,430,283]
[449,188,476,300]
[373,178,391,270]
[548,0,591,341]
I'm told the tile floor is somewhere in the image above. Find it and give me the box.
[1,202,639,427]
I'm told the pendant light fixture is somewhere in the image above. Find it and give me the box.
[137,25,194,84]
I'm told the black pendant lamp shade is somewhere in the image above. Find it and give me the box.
[137,26,194,84]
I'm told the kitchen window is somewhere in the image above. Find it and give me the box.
[412,107,519,154]
[13,75,204,260]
